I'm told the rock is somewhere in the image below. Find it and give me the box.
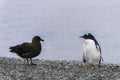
[0,57,119,80]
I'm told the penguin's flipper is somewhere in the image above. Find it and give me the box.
[83,58,86,63]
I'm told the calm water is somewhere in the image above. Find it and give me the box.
[0,0,120,64]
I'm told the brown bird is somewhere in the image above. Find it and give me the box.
[9,36,44,65]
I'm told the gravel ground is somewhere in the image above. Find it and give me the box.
[0,57,120,80]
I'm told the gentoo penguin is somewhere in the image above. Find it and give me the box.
[80,33,103,68]
[9,36,44,65]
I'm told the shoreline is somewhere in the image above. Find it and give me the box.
[0,57,120,80]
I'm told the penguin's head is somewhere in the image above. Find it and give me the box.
[80,33,95,40]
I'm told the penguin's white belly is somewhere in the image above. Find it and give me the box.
[83,40,100,65]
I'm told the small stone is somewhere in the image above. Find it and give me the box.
[0,57,119,80]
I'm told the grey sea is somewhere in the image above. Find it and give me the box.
[0,0,120,64]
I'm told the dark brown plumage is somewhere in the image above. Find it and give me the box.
[9,36,44,65]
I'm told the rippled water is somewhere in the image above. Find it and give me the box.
[0,0,120,64]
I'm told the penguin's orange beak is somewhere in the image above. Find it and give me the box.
[79,36,83,38]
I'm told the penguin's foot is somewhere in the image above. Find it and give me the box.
[90,64,99,68]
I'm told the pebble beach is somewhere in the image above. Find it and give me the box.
[0,57,120,80]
